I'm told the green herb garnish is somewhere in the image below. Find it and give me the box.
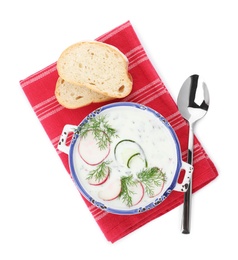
[119,175,138,207]
[77,115,118,150]
[87,161,111,182]
[137,167,166,197]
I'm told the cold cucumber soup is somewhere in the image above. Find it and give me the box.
[72,104,178,212]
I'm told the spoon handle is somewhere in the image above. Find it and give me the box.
[181,125,194,234]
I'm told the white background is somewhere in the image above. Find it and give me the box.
[1,0,236,259]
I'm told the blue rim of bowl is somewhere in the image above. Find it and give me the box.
[68,102,182,215]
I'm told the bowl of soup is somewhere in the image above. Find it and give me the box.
[58,102,193,215]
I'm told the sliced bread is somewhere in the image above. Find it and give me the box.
[55,77,113,109]
[57,41,132,98]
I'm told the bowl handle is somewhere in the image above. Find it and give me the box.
[174,161,193,192]
[57,124,77,155]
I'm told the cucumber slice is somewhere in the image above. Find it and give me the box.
[114,139,147,168]
[127,152,141,168]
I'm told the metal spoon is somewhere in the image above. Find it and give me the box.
[177,74,210,234]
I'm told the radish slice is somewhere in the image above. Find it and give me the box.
[78,130,110,165]
[149,181,165,198]
[98,179,121,201]
[130,182,144,206]
[88,167,110,186]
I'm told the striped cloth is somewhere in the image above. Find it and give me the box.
[20,20,218,243]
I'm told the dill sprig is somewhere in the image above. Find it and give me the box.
[87,161,111,182]
[77,115,118,150]
[119,175,138,207]
[118,167,167,207]
[137,167,166,197]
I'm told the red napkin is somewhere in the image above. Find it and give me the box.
[20,21,218,243]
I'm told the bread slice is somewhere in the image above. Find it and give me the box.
[55,77,113,109]
[57,41,132,98]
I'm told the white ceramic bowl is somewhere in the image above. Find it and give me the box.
[58,102,193,215]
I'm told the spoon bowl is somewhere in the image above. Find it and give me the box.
[177,74,209,233]
[177,74,209,125]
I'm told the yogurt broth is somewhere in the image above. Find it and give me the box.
[72,103,179,213]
